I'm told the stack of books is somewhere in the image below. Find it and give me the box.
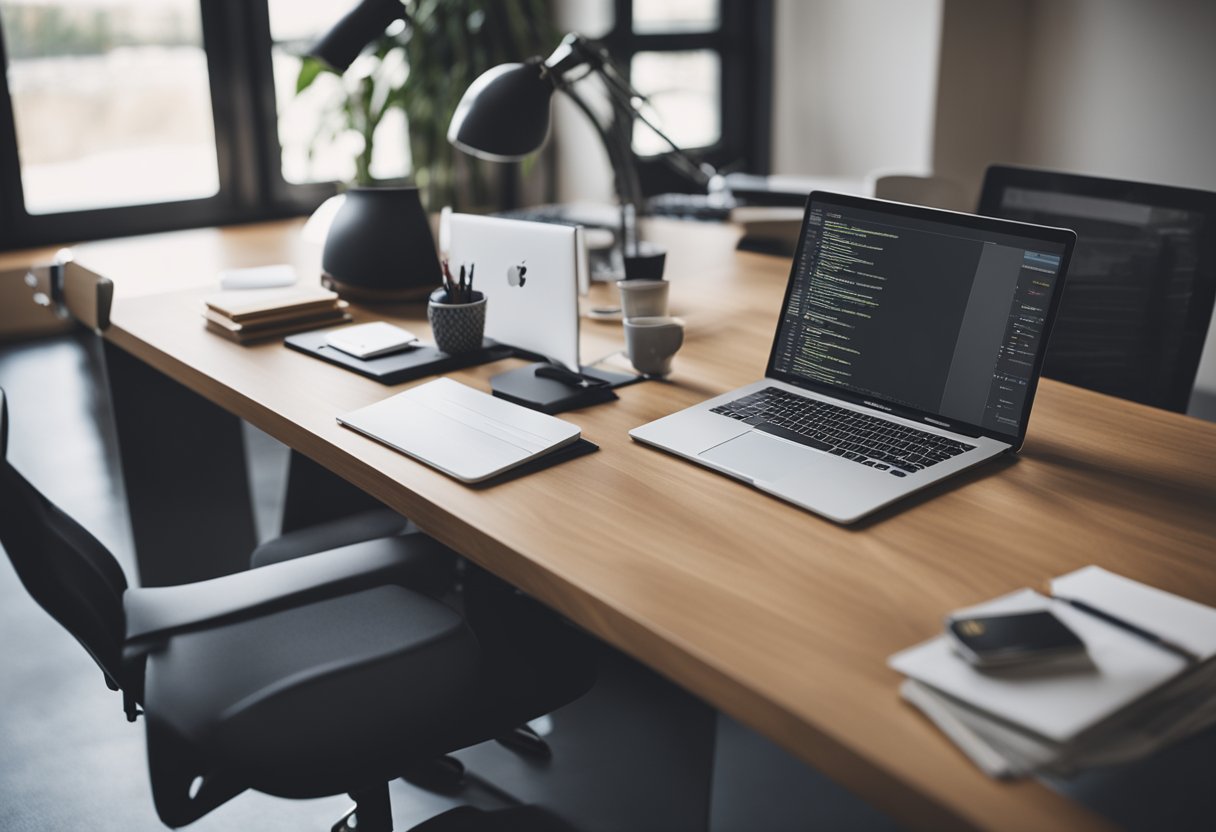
[889,567,1216,779]
[203,287,350,344]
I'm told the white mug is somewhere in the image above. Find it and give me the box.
[617,279,670,319]
[624,316,684,376]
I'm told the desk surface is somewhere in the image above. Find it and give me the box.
[70,218,1216,832]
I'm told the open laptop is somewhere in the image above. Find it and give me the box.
[630,191,1076,523]
[448,213,588,370]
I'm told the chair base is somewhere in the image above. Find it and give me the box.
[333,782,393,832]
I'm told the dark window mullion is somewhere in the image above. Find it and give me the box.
[629,32,723,52]
[0,1,275,251]
[0,18,27,246]
[624,0,773,193]
[199,0,260,213]
[245,2,337,212]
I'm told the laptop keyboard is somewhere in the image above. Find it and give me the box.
[709,387,975,477]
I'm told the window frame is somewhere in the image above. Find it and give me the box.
[602,0,774,195]
[0,0,332,252]
[0,0,774,252]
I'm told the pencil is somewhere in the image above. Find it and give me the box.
[1051,593,1201,664]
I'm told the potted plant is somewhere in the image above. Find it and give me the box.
[296,0,556,211]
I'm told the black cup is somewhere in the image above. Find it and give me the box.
[622,241,667,281]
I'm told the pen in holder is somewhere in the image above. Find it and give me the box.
[428,260,485,356]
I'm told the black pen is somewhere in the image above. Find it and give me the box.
[1050,593,1201,664]
[441,259,455,299]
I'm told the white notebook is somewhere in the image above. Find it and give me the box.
[889,567,1216,745]
[337,378,581,483]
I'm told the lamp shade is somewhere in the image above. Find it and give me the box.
[447,62,555,161]
[310,0,405,72]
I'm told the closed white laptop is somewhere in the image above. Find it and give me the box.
[630,192,1076,523]
[338,378,580,483]
[448,213,586,370]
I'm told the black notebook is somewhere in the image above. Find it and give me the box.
[285,329,513,385]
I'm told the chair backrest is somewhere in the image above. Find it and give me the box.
[0,387,129,686]
[59,260,114,332]
[978,165,1216,412]
[869,173,968,212]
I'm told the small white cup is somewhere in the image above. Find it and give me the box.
[616,279,669,320]
[624,316,684,377]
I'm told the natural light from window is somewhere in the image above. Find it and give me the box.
[267,0,408,186]
[0,0,219,214]
[630,49,720,156]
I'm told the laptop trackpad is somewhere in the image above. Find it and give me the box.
[699,430,805,483]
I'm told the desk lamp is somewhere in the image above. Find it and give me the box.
[447,33,728,279]
[310,0,405,72]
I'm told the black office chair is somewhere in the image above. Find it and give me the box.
[978,165,1216,412]
[0,386,592,831]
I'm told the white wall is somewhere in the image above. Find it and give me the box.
[1016,0,1216,193]
[552,1,616,204]
[771,0,942,179]
[556,0,946,200]
[920,0,1216,405]
[1009,0,1216,403]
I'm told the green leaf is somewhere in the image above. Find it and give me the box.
[295,56,329,95]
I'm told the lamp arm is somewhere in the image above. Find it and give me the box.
[567,36,717,188]
[559,83,641,254]
[596,74,714,187]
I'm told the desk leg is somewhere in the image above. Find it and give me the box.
[281,450,391,535]
[103,341,257,587]
[454,646,716,832]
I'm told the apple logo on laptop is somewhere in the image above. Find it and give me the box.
[507,261,527,287]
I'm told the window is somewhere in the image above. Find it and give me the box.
[1,0,219,215]
[595,0,773,195]
[266,0,408,186]
[0,1,773,251]
[0,1,328,250]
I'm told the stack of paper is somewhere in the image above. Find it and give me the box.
[203,287,350,344]
[889,567,1216,779]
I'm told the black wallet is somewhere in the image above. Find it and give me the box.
[945,610,1086,668]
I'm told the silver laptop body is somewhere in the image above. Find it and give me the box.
[630,192,1076,523]
[448,213,587,371]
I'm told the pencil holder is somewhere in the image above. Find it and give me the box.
[428,288,486,356]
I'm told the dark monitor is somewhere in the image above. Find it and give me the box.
[978,165,1216,412]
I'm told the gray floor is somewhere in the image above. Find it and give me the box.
[0,331,900,831]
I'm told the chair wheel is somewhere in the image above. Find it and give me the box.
[331,804,358,832]
[495,724,552,760]
[401,754,466,795]
[332,783,393,832]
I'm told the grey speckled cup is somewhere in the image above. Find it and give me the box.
[427,289,486,355]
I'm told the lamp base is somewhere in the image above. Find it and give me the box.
[321,274,435,304]
[490,362,640,415]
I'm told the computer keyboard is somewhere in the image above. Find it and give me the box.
[710,387,974,477]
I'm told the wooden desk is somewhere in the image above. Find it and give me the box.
[72,219,1216,832]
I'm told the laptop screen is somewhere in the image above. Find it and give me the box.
[768,194,1073,441]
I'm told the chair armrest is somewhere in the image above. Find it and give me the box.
[123,533,455,646]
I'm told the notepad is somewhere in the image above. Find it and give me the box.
[889,567,1216,777]
[337,378,581,483]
